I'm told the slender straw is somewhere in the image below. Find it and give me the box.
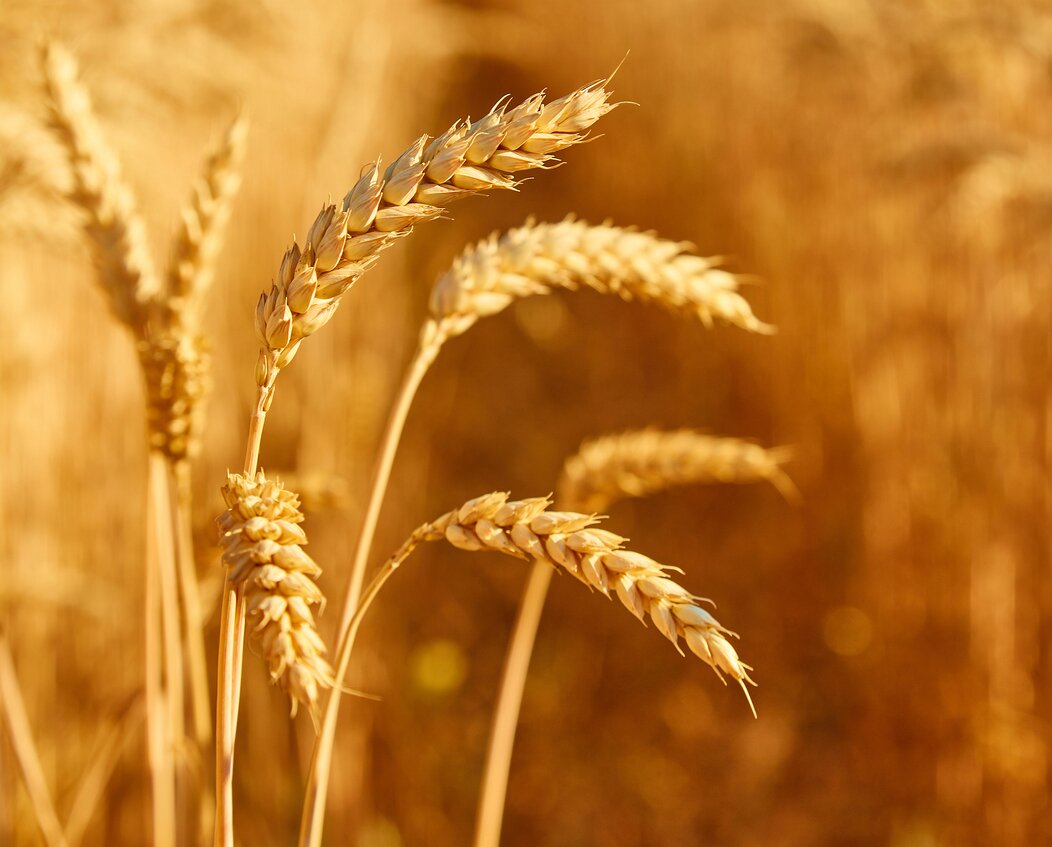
[0,631,69,847]
[472,561,552,847]
[145,464,176,847]
[299,337,440,847]
[170,459,212,747]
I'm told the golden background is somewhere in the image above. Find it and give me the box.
[1,0,1049,844]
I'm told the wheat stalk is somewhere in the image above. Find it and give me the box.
[559,428,796,512]
[216,472,334,719]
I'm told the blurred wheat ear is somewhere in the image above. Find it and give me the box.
[41,39,247,847]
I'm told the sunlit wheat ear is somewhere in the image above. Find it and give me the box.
[425,217,774,343]
[167,112,248,332]
[559,428,797,513]
[217,472,334,719]
[41,41,159,332]
[387,492,756,714]
[253,79,617,398]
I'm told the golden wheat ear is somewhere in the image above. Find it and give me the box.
[558,428,797,513]
[382,491,757,712]
[217,472,335,720]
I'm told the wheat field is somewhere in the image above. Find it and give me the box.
[1,1,1049,845]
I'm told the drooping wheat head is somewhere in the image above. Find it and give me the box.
[385,491,756,712]
[217,472,334,718]
[559,428,797,513]
[422,217,774,350]
[253,81,618,405]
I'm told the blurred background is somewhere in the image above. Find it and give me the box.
[1,0,1050,844]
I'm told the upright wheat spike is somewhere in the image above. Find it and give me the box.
[42,41,159,330]
[559,428,797,512]
[216,472,334,719]
[168,113,249,333]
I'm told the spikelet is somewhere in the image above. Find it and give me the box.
[253,80,617,399]
[558,428,797,513]
[388,492,756,713]
[425,218,774,344]
[216,472,333,718]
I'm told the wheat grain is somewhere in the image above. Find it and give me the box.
[252,80,617,401]
[559,428,796,513]
[41,41,159,332]
[386,491,756,707]
[425,217,774,344]
[217,472,334,718]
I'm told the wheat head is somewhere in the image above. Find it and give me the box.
[217,472,334,718]
[167,112,249,333]
[41,41,159,332]
[387,491,756,712]
[424,217,773,346]
[559,428,796,513]
[253,80,617,402]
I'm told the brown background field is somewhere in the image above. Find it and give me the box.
[1,0,1050,845]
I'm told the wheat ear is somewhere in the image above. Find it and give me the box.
[168,112,248,332]
[303,492,755,847]
[559,428,796,512]
[428,217,774,339]
[41,41,159,330]
[475,429,792,847]
[249,79,617,421]
[216,472,334,719]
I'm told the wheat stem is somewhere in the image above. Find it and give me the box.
[170,460,211,747]
[299,337,440,847]
[0,630,69,847]
[145,462,176,847]
[472,561,553,847]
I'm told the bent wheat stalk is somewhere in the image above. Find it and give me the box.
[476,430,793,847]
[223,77,616,847]
[306,219,770,846]
[308,493,755,847]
